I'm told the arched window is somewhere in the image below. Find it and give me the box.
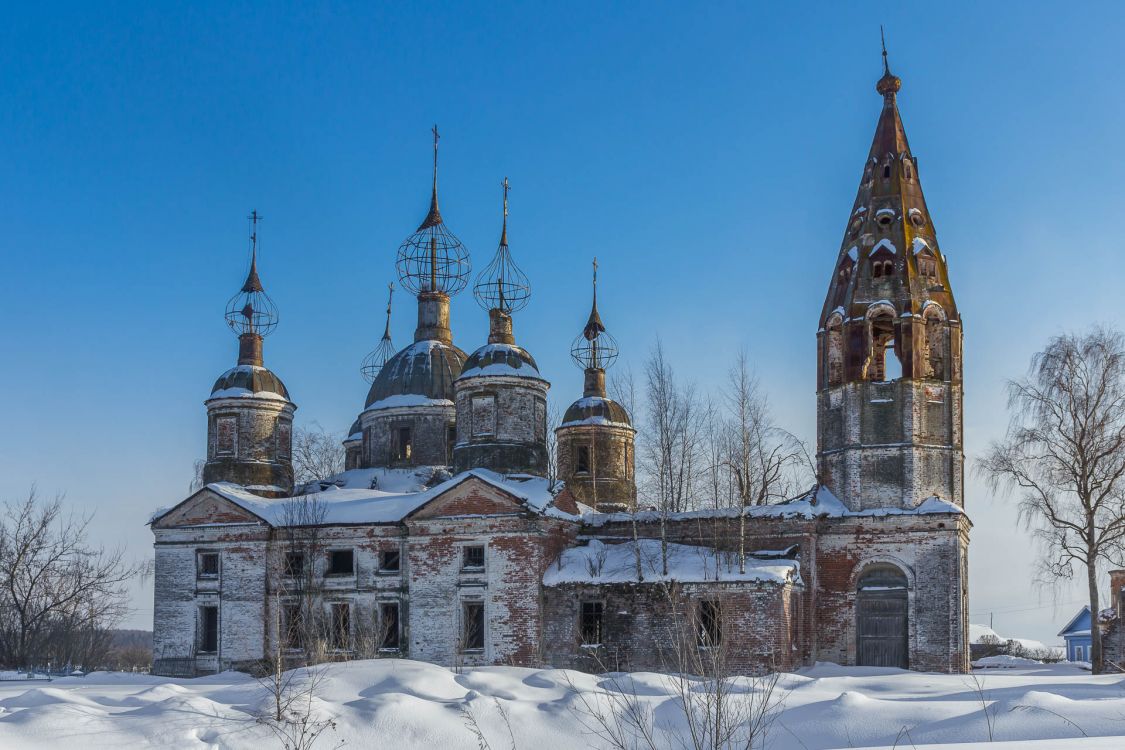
[870,247,895,280]
[917,249,937,278]
[865,306,899,382]
[883,162,892,179]
[826,314,844,386]
[838,260,853,285]
[922,304,947,379]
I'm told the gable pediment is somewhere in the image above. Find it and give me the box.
[152,488,266,529]
[409,476,527,520]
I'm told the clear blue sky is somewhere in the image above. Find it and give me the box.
[3,2,1124,643]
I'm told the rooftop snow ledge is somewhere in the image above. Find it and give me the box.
[581,486,963,526]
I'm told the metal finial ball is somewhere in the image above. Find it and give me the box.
[571,329,619,371]
[361,335,397,383]
[395,222,471,296]
[473,244,530,313]
[224,287,278,338]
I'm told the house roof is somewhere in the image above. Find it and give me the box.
[1057,606,1092,637]
[151,468,578,528]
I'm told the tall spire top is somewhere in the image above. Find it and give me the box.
[571,257,617,377]
[473,176,530,316]
[396,126,470,298]
[500,176,510,247]
[242,210,265,293]
[583,257,604,341]
[420,124,443,230]
[876,27,902,97]
[362,283,397,383]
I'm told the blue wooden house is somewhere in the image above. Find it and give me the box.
[1058,606,1093,662]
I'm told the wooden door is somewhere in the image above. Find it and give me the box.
[857,565,909,668]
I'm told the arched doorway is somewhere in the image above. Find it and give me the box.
[857,564,909,668]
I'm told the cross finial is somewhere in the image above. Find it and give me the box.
[383,282,394,339]
[248,209,261,255]
[431,124,440,192]
[880,25,890,76]
[502,176,510,218]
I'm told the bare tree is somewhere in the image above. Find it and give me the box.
[258,595,342,750]
[979,326,1125,674]
[546,403,562,493]
[0,490,141,670]
[293,424,346,487]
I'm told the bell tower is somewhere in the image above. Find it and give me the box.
[816,48,963,512]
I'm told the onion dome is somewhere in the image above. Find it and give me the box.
[364,339,467,409]
[562,395,631,427]
[209,364,290,401]
[459,342,542,380]
[362,283,397,383]
[394,126,471,296]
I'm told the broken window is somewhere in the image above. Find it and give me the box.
[380,549,401,572]
[697,600,722,648]
[576,445,591,474]
[462,545,485,571]
[924,307,946,379]
[330,602,350,650]
[394,426,413,462]
[199,605,219,653]
[837,260,853,285]
[379,602,400,650]
[917,250,937,278]
[883,162,892,179]
[580,601,604,645]
[283,551,304,577]
[461,600,485,652]
[327,549,354,576]
[197,551,219,579]
[283,602,303,650]
[870,247,894,280]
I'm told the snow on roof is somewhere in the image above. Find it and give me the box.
[871,239,897,255]
[187,468,577,527]
[971,623,1056,652]
[543,538,801,587]
[583,486,962,527]
[560,415,632,428]
[207,387,289,402]
[912,237,933,255]
[363,394,454,412]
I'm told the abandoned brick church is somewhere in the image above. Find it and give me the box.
[150,59,971,676]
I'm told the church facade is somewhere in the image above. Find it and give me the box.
[150,60,971,677]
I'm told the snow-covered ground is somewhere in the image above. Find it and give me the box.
[0,660,1123,749]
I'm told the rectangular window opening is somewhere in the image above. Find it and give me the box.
[283,602,303,650]
[698,600,722,648]
[330,602,351,651]
[380,602,400,650]
[395,427,413,461]
[327,549,355,576]
[199,606,219,653]
[283,551,305,577]
[462,545,485,571]
[576,445,591,474]
[380,549,401,572]
[461,600,485,652]
[197,551,219,579]
[580,601,604,646]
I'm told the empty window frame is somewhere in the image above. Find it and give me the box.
[394,426,413,461]
[327,549,354,576]
[379,602,400,650]
[380,549,401,572]
[461,600,485,652]
[330,602,351,650]
[576,445,591,474]
[471,395,497,437]
[197,551,219,579]
[276,421,291,458]
[580,601,605,645]
[199,605,219,653]
[283,602,303,650]
[283,551,304,577]
[697,600,722,647]
[462,545,485,571]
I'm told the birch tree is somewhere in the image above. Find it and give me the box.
[979,327,1125,674]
